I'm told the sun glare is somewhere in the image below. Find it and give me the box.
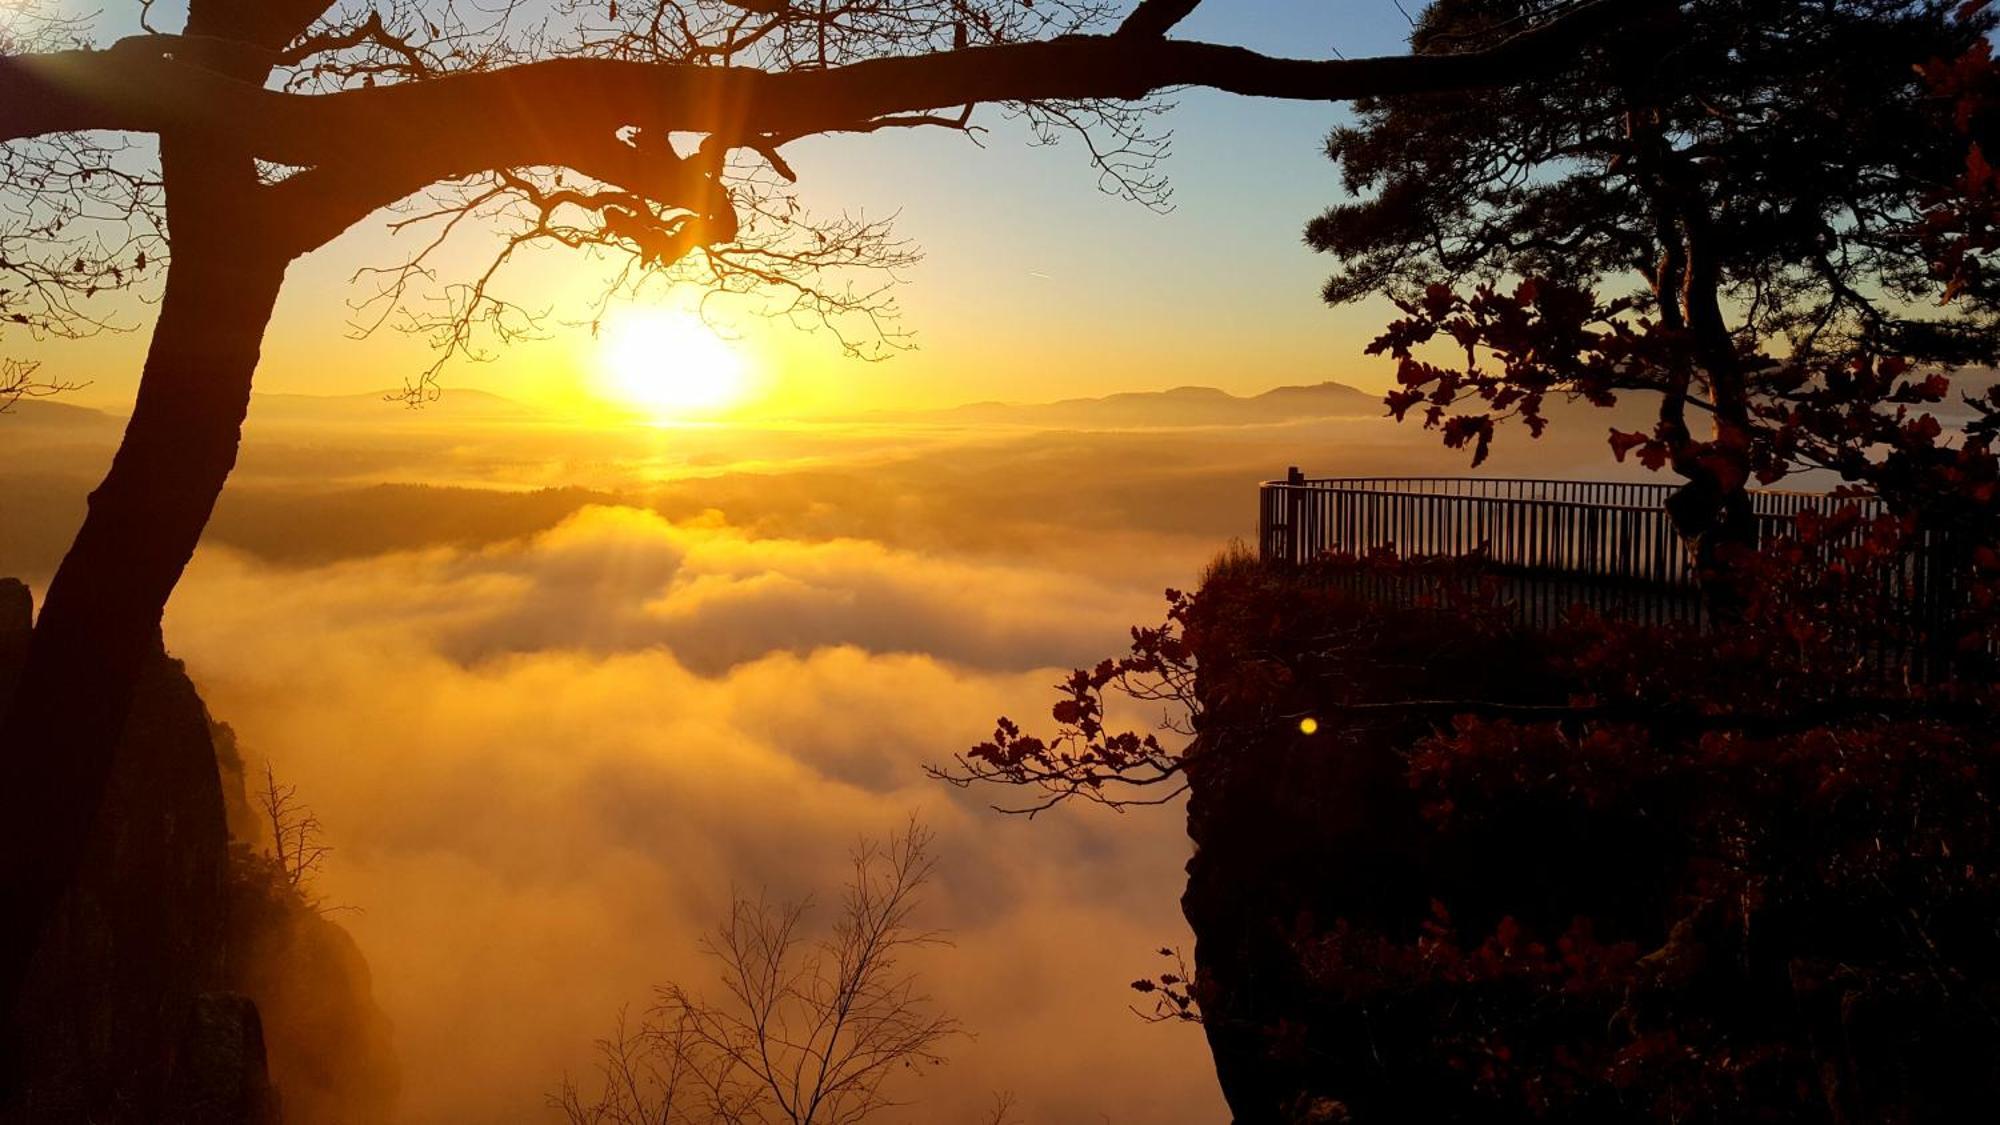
[597,310,749,420]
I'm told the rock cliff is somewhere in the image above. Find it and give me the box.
[1,579,396,1124]
[1178,559,2000,1123]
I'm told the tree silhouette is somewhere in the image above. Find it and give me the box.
[551,822,958,1125]
[1307,0,1993,576]
[946,0,2000,845]
[255,763,331,910]
[0,0,1640,1018]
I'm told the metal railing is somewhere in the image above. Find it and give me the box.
[1255,472,1949,635]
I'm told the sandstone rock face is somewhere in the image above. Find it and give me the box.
[1176,566,1550,1124]
[2,580,397,1124]
[1180,724,1422,1124]
[0,581,27,683]
[3,580,241,1122]
[223,845,401,1125]
[166,995,281,1125]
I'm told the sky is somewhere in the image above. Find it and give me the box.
[26,0,1429,416]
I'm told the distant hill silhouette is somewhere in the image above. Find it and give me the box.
[0,398,120,431]
[879,380,1381,429]
[246,388,541,423]
[0,389,541,431]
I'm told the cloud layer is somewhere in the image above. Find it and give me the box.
[422,505,1155,675]
[165,506,1220,1123]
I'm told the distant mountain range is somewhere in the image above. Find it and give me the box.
[0,398,112,429]
[881,381,1382,429]
[5,380,1385,433]
[246,388,542,422]
[1,387,542,430]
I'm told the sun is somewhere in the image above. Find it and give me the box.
[597,309,749,419]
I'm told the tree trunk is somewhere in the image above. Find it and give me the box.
[1673,205,1758,617]
[0,132,285,1034]
[1626,104,1755,613]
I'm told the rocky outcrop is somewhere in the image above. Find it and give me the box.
[207,719,400,1123]
[223,849,399,1125]
[1,580,396,1124]
[166,995,280,1125]
[1177,561,2000,1124]
[1178,567,1548,1123]
[1,578,266,1123]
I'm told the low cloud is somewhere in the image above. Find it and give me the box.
[444,504,1152,668]
[225,503,1160,675]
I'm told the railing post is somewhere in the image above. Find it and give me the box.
[1257,481,1272,562]
[1285,466,1305,563]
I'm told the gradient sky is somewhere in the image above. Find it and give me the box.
[25,0,1430,416]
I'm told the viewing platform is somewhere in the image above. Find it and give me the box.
[1255,472,1950,632]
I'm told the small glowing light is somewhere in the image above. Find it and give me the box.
[1298,717,1320,735]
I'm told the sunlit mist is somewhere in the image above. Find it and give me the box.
[596,308,749,420]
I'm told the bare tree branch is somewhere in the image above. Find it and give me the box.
[0,1,165,391]
[553,821,961,1125]
[256,762,334,911]
[0,357,81,411]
